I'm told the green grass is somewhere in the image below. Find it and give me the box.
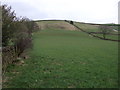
[74,22,119,40]
[74,22,100,32]
[96,34,118,40]
[3,29,118,88]
[75,22,119,33]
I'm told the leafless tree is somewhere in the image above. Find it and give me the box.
[99,25,112,39]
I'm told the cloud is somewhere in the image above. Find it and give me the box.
[1,0,120,24]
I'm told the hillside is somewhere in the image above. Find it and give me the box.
[36,20,119,32]
[2,3,118,88]
[35,20,119,41]
[3,20,118,88]
[36,20,78,31]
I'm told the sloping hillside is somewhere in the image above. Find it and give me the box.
[3,20,118,88]
[74,22,100,32]
[36,20,119,33]
[74,22,119,33]
[35,20,119,41]
[36,20,78,31]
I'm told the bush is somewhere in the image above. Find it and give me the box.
[2,5,16,46]
[2,4,39,71]
[70,21,74,25]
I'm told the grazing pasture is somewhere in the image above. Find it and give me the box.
[74,22,119,40]
[3,27,118,88]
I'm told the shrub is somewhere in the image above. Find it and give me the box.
[2,5,16,46]
[2,4,39,71]
[70,21,74,25]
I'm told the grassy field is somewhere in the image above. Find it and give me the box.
[3,29,118,88]
[74,22,119,40]
[74,22,100,32]
[74,22,119,33]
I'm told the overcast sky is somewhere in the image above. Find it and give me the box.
[1,0,120,24]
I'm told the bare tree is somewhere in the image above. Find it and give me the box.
[99,25,112,39]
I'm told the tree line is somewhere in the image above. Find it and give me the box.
[2,4,39,56]
[1,4,39,72]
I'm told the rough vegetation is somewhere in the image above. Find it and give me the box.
[2,5,39,72]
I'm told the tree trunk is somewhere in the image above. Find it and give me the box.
[103,34,106,39]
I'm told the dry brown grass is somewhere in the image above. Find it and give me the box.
[36,21,78,30]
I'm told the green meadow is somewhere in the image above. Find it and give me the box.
[3,28,118,88]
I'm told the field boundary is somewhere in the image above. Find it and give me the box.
[65,20,120,42]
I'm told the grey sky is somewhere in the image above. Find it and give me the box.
[2,0,120,24]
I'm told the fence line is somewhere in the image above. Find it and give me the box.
[65,20,120,42]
